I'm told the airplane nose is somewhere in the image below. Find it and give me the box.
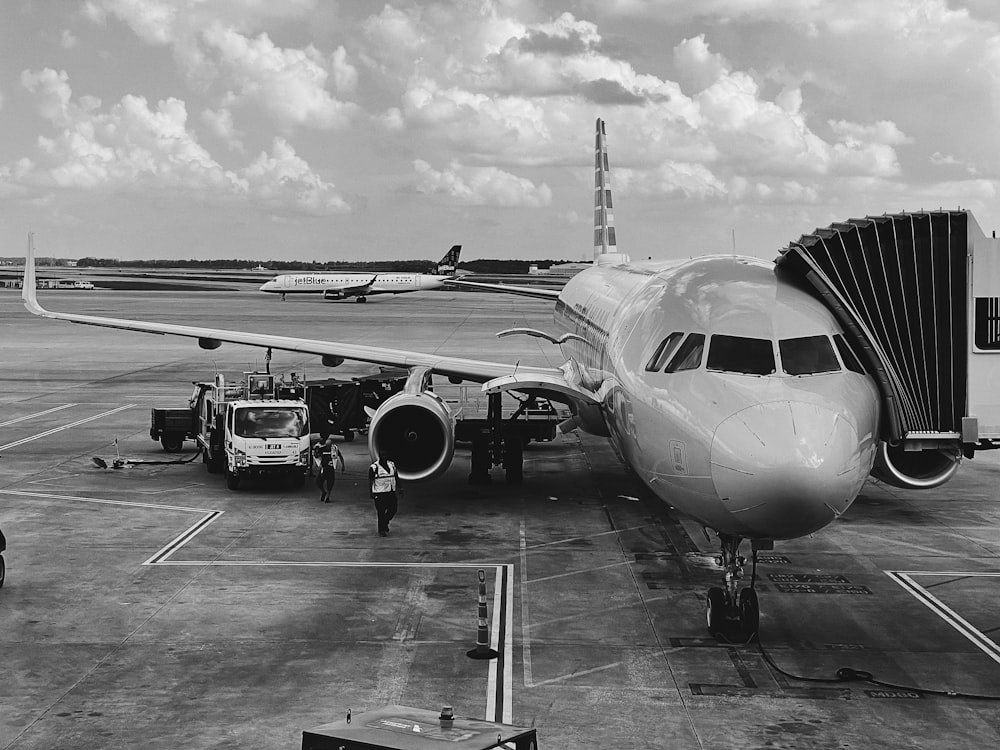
[710,401,864,539]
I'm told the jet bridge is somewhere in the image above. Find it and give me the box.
[775,209,1000,458]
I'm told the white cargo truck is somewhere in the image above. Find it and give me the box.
[193,373,311,490]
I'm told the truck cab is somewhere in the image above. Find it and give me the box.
[194,373,310,490]
[222,397,310,489]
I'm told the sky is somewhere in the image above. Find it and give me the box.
[2,1,1000,264]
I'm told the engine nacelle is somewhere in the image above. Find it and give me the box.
[870,441,961,490]
[367,390,455,481]
[323,289,346,300]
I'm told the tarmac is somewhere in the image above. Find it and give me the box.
[1,284,999,749]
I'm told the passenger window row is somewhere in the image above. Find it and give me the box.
[646,332,864,376]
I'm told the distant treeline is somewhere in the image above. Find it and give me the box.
[71,257,576,273]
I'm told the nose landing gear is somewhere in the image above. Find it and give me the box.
[706,534,760,642]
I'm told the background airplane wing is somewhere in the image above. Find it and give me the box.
[21,257,561,385]
[444,278,562,300]
[326,282,373,297]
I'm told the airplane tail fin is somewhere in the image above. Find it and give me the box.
[436,244,461,276]
[593,119,629,266]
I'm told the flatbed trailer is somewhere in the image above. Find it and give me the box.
[437,385,569,484]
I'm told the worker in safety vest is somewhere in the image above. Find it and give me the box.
[313,435,346,503]
[369,452,400,537]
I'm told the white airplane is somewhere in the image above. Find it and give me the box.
[258,245,461,302]
[24,119,959,637]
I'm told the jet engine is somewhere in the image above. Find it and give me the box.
[323,289,346,300]
[870,441,962,490]
[367,389,455,481]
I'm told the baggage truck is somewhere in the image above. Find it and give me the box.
[149,406,197,452]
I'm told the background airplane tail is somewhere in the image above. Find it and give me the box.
[436,245,461,276]
[594,119,629,266]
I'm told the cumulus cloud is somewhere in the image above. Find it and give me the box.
[357,3,910,208]
[829,120,912,146]
[14,68,349,215]
[618,162,727,199]
[673,35,728,93]
[243,138,350,214]
[201,107,244,151]
[413,159,552,207]
[85,0,358,130]
[204,25,358,130]
[598,0,972,36]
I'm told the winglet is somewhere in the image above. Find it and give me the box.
[21,232,47,317]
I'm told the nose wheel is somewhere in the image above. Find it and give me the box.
[705,534,760,642]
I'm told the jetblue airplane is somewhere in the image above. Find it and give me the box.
[258,245,461,302]
[25,119,948,638]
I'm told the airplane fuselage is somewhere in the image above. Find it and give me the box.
[554,255,881,540]
[259,273,449,297]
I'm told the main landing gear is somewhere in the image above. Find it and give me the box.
[706,534,760,642]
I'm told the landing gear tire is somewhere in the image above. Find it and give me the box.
[225,468,241,490]
[0,554,5,588]
[738,587,759,638]
[161,435,183,453]
[356,296,367,303]
[204,450,223,474]
[503,439,523,484]
[468,439,492,485]
[706,587,727,635]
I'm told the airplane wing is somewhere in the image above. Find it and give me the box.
[325,282,374,298]
[322,274,377,297]
[444,278,562,300]
[20,248,583,391]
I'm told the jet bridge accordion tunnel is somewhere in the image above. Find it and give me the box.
[775,209,1000,489]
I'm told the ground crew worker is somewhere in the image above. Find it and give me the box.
[313,435,345,503]
[369,451,400,536]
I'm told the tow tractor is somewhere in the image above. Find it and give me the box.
[302,704,538,750]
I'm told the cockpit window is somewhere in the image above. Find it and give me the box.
[707,335,775,375]
[645,332,684,372]
[833,334,866,374]
[779,336,840,375]
[665,333,705,372]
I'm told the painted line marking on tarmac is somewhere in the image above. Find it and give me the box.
[848,530,962,558]
[519,519,624,690]
[0,403,78,427]
[485,564,514,724]
[528,662,623,688]
[0,404,135,451]
[887,571,1000,666]
[0,487,512,722]
[519,520,534,690]
[531,595,670,629]
[24,477,209,496]
[524,524,650,550]
[527,560,630,584]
